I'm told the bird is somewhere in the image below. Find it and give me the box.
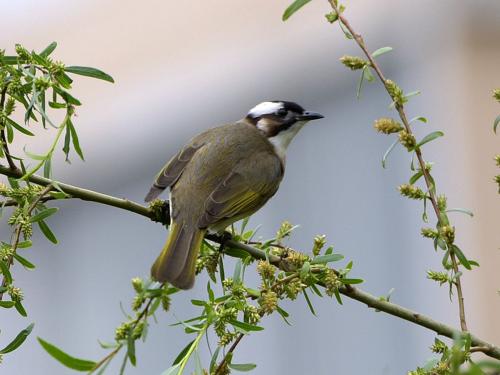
[145,100,323,289]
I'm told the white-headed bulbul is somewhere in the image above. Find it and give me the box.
[145,101,323,289]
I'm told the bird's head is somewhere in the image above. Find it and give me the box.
[244,101,323,158]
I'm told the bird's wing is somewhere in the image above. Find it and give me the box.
[145,142,204,202]
[198,152,283,228]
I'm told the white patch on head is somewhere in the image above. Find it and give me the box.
[248,101,283,117]
[267,121,307,161]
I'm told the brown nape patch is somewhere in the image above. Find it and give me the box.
[256,116,285,137]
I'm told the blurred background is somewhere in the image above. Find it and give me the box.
[1,0,499,374]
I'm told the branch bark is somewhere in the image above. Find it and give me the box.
[1,164,497,359]
[328,0,468,332]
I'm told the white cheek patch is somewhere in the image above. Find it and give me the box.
[248,101,282,117]
[267,121,306,160]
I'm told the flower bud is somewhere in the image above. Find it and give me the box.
[398,184,426,200]
[339,55,367,70]
[398,130,416,150]
[374,118,403,134]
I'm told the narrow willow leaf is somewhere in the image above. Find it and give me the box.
[0,323,35,354]
[409,116,428,124]
[37,337,97,371]
[364,66,375,82]
[17,240,32,248]
[409,171,424,185]
[63,123,71,161]
[40,90,46,128]
[282,0,312,21]
[44,157,52,178]
[356,67,366,99]
[67,118,84,160]
[53,86,81,106]
[228,363,257,372]
[161,364,181,375]
[275,305,292,325]
[0,301,15,308]
[342,278,363,284]
[233,259,242,284]
[209,346,220,373]
[30,207,58,223]
[39,42,57,58]
[300,261,310,279]
[446,208,474,218]
[24,148,46,160]
[415,131,444,148]
[13,253,35,269]
[1,55,20,65]
[65,66,115,83]
[6,122,14,143]
[127,332,136,366]
[382,139,399,169]
[311,253,344,264]
[452,245,471,270]
[48,101,67,109]
[38,219,58,244]
[494,114,500,134]
[6,118,35,136]
[334,289,343,305]
[371,46,393,58]
[404,90,421,100]
[303,289,316,316]
[228,319,263,332]
[0,261,12,283]
[172,339,195,366]
[15,301,27,317]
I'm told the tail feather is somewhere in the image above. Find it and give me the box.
[151,221,206,289]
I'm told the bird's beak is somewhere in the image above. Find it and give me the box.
[296,111,324,121]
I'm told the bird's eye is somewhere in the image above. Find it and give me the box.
[276,108,287,117]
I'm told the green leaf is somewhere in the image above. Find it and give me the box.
[64,66,115,83]
[356,67,366,99]
[172,339,195,366]
[415,131,444,149]
[302,289,316,316]
[48,101,67,109]
[446,208,474,218]
[127,331,136,366]
[13,253,35,269]
[299,261,310,280]
[15,301,27,317]
[341,278,363,284]
[494,114,500,134]
[371,46,393,58]
[39,42,57,58]
[409,116,428,124]
[161,364,181,375]
[282,0,312,21]
[209,346,220,373]
[224,247,251,259]
[0,301,15,308]
[0,323,35,354]
[53,86,81,106]
[63,122,71,161]
[333,289,343,305]
[276,305,292,325]
[37,337,97,371]
[452,245,471,270]
[233,259,243,284]
[5,118,35,136]
[382,139,399,169]
[38,219,58,244]
[228,319,263,332]
[30,207,58,223]
[44,157,52,179]
[409,171,424,185]
[228,363,257,372]
[404,90,421,100]
[6,122,14,143]
[1,55,20,65]
[311,253,344,264]
[0,261,12,284]
[67,118,84,160]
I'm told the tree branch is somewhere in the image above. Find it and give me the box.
[328,0,468,332]
[0,164,497,359]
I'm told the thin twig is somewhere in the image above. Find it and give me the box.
[328,0,468,332]
[0,184,53,300]
[0,166,498,359]
[214,333,245,375]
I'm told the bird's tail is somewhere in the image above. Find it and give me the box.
[151,221,206,289]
